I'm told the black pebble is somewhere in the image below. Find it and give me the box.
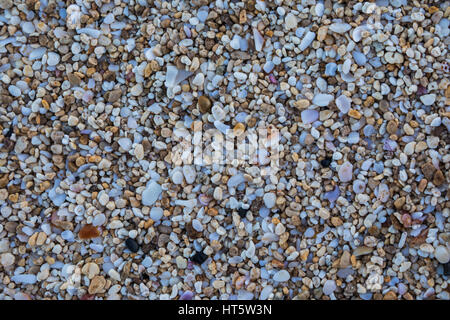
[237,207,248,218]
[191,251,208,264]
[320,157,332,167]
[125,238,139,253]
[4,127,12,138]
[443,262,450,276]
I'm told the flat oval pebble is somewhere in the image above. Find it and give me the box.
[313,94,334,106]
[273,270,290,282]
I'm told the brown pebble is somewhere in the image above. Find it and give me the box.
[198,95,212,113]
[394,196,406,210]
[433,170,446,186]
[421,162,436,180]
[386,120,398,135]
[383,291,397,300]
[418,179,428,192]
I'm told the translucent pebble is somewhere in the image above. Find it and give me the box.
[253,28,264,52]
[47,52,60,66]
[8,85,21,97]
[299,31,315,51]
[197,8,209,22]
[150,207,164,221]
[142,181,162,206]
[263,192,276,208]
[363,125,375,136]
[104,13,115,24]
[304,227,315,238]
[325,62,337,76]
[273,270,290,282]
[435,246,450,263]
[323,280,336,295]
[335,95,351,113]
[316,77,327,91]
[92,214,106,226]
[347,132,360,144]
[315,2,324,16]
[338,161,353,182]
[260,285,273,300]
[324,186,340,202]
[285,13,297,30]
[227,173,245,188]
[353,180,366,194]
[118,138,132,151]
[22,21,35,33]
[377,183,390,202]
[192,219,203,232]
[11,274,37,285]
[301,109,319,124]
[295,27,305,38]
[61,230,74,241]
[29,47,46,60]
[312,93,334,106]
[263,61,274,73]
[329,22,351,34]
[353,51,367,66]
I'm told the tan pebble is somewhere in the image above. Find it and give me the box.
[331,216,343,227]
[394,197,405,210]
[363,96,375,107]
[36,232,47,246]
[348,109,362,119]
[383,291,397,300]
[82,262,100,279]
[28,232,38,246]
[134,144,144,160]
[317,26,328,42]
[41,100,49,109]
[88,155,101,163]
[88,275,106,294]
[403,123,414,135]
[300,249,309,261]
[233,123,245,136]
[239,9,247,24]
[294,99,310,109]
[304,134,315,145]
[415,141,427,153]
[339,251,351,268]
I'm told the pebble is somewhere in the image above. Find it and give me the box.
[301,110,319,124]
[285,13,297,30]
[338,161,353,182]
[435,246,450,264]
[313,94,334,106]
[335,95,351,114]
[142,181,162,206]
[125,238,139,253]
[323,280,336,295]
[47,52,60,66]
[420,94,436,106]
[0,253,15,267]
[150,207,164,221]
[263,193,276,209]
[273,270,290,282]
